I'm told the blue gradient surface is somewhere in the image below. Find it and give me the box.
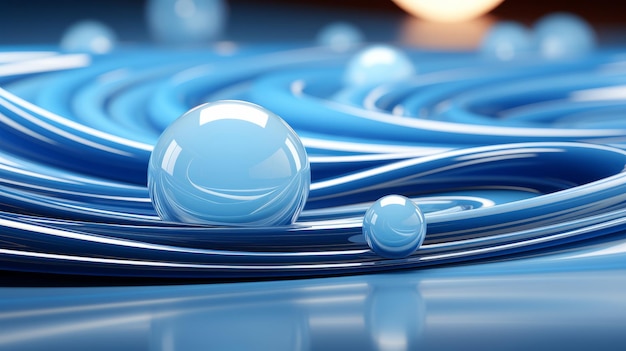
[0,2,625,350]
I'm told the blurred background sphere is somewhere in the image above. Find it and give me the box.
[146,0,228,45]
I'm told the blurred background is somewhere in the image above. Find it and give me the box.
[0,0,624,49]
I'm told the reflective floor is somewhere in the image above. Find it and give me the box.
[3,242,626,350]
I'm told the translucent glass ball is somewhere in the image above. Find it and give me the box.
[146,0,227,45]
[481,21,532,61]
[533,12,595,59]
[60,20,116,54]
[344,45,416,87]
[363,195,426,259]
[148,100,310,226]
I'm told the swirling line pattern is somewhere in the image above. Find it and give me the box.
[1,44,626,278]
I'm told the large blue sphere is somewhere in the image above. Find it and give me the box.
[344,45,415,87]
[146,0,227,45]
[148,100,310,226]
[481,21,532,61]
[363,195,426,259]
[533,12,595,59]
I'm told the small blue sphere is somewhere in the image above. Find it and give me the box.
[533,12,595,59]
[148,100,310,226]
[60,20,117,54]
[344,45,416,87]
[363,195,426,259]
[317,22,364,52]
[481,21,532,61]
[146,0,227,45]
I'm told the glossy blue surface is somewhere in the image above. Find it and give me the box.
[363,195,426,258]
[343,44,416,87]
[60,20,116,54]
[2,251,626,350]
[148,100,310,225]
[533,12,596,59]
[1,46,626,277]
[316,22,364,52]
[1,9,626,346]
[145,0,227,45]
[481,21,532,61]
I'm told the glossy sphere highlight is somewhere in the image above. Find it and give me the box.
[533,12,595,59]
[60,20,116,54]
[146,0,227,45]
[363,195,426,259]
[344,45,416,87]
[148,100,310,226]
[481,21,531,61]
